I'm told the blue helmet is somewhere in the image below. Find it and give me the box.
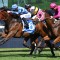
[12,4,18,10]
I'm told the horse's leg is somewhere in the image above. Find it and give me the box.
[1,32,7,38]
[37,37,45,54]
[29,34,39,55]
[36,22,55,56]
[29,41,35,55]
[23,37,30,48]
[52,36,60,50]
[53,36,60,45]
[0,30,18,45]
[43,35,55,56]
[45,40,55,56]
[39,24,55,56]
[33,38,39,54]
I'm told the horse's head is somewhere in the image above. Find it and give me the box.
[0,6,9,11]
[44,10,56,29]
[0,10,9,21]
[44,10,50,18]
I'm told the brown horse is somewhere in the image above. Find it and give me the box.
[0,10,55,56]
[45,11,60,46]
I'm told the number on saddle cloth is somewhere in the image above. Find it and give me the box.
[22,19,35,34]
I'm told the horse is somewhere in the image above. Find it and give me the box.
[45,11,60,47]
[0,10,55,56]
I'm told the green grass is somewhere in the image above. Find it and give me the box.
[8,0,60,9]
[0,48,60,60]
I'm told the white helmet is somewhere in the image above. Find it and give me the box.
[30,6,35,13]
[12,4,18,9]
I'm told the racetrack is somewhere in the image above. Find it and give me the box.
[0,48,60,60]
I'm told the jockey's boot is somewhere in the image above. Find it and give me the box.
[22,18,29,29]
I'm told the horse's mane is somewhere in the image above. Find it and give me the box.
[0,6,10,11]
[45,9,55,16]
[0,10,9,20]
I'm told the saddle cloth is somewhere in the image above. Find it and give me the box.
[22,19,35,34]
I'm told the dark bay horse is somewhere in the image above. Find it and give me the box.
[45,11,60,46]
[0,10,55,56]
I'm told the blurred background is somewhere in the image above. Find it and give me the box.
[8,0,60,9]
[0,0,60,9]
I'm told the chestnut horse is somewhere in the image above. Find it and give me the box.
[45,11,60,46]
[0,10,55,56]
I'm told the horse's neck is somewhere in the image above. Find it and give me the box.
[45,12,54,26]
[46,18,53,25]
[45,15,59,28]
[4,16,12,29]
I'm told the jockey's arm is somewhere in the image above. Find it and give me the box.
[20,12,31,19]
[7,10,19,14]
[7,10,20,17]
[11,11,19,14]
[53,7,60,19]
[53,14,60,19]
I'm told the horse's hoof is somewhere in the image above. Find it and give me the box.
[29,53,32,55]
[55,47,59,50]
[29,54,32,56]
[52,54,55,57]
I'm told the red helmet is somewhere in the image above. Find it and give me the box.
[50,3,57,9]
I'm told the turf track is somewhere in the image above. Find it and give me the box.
[0,48,60,60]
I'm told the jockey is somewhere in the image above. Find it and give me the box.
[50,2,60,20]
[25,5,45,22]
[8,4,31,28]
[24,4,31,11]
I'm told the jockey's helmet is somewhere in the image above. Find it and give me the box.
[30,6,39,15]
[50,3,57,9]
[24,4,31,9]
[30,6,35,13]
[12,4,18,10]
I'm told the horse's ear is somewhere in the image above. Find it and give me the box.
[0,6,8,11]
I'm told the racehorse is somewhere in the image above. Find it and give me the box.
[0,10,55,56]
[45,11,60,46]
